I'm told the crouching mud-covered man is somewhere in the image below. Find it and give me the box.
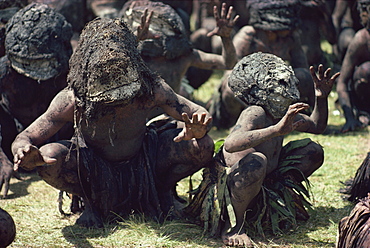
[11,17,214,228]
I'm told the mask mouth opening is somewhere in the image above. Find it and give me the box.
[8,55,60,81]
[85,81,142,104]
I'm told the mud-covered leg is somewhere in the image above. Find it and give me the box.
[222,152,267,247]
[156,128,214,215]
[37,141,82,196]
[37,141,103,228]
[289,141,324,178]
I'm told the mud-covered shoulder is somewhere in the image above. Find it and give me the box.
[45,88,75,121]
[236,105,268,129]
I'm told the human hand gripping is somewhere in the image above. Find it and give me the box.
[275,103,310,135]
[13,144,56,171]
[310,64,340,98]
[207,2,239,38]
[173,113,212,142]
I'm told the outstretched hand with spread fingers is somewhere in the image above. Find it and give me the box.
[310,64,340,98]
[207,2,239,38]
[173,113,212,142]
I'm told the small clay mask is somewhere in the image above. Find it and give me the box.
[228,52,300,119]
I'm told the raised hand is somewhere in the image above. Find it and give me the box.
[207,2,239,38]
[173,113,212,142]
[276,103,310,135]
[13,144,56,171]
[136,7,159,41]
[310,64,340,98]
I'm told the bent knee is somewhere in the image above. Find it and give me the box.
[39,141,72,159]
[229,152,267,189]
[307,141,324,164]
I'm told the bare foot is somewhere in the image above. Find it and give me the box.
[222,229,253,247]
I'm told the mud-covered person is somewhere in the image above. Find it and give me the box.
[208,0,316,129]
[299,0,336,68]
[187,53,339,247]
[11,17,214,228]
[0,3,73,198]
[336,0,370,133]
[120,0,238,103]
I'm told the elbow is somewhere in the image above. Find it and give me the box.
[313,124,327,134]
[223,140,234,153]
[223,139,244,153]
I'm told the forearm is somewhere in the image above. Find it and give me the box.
[221,36,237,69]
[224,125,279,153]
[309,97,329,133]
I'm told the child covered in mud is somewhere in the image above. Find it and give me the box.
[186,52,339,247]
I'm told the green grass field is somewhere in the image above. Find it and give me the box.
[1,69,370,247]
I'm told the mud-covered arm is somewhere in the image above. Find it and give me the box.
[224,103,308,153]
[0,137,18,198]
[11,89,74,170]
[336,31,367,132]
[190,3,238,70]
[155,79,212,141]
[296,65,340,134]
[331,0,349,37]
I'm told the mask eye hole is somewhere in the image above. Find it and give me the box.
[278,79,286,85]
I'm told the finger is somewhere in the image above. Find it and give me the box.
[206,29,217,37]
[173,130,185,142]
[147,10,153,24]
[13,163,19,171]
[199,113,206,123]
[331,72,341,81]
[182,113,191,124]
[323,68,331,79]
[213,5,220,22]
[226,6,233,20]
[129,1,136,10]
[204,117,212,126]
[309,65,317,81]
[220,3,226,19]
[232,14,240,24]
[192,113,199,124]
[318,64,324,79]
[3,180,9,198]
[43,157,57,165]
[13,154,19,164]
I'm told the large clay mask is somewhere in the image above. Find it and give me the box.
[5,3,72,81]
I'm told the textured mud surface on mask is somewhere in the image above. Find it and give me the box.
[68,17,155,111]
[5,3,72,80]
[247,0,301,31]
[228,52,300,118]
[121,0,192,59]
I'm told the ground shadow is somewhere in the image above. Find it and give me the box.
[3,171,40,199]
[61,222,113,248]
